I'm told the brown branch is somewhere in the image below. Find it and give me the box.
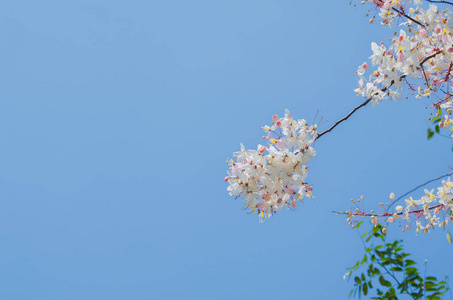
[316,98,371,140]
[388,171,453,208]
[332,204,443,217]
[419,50,443,89]
[391,7,426,28]
[426,0,453,5]
[316,76,404,140]
[373,1,425,27]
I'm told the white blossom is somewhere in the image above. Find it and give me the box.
[225,110,317,221]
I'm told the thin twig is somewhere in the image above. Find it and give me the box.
[317,77,402,140]
[420,51,443,90]
[392,7,426,27]
[316,98,371,140]
[389,171,453,208]
[426,0,453,6]
[332,204,443,217]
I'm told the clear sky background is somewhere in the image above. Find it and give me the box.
[0,1,452,299]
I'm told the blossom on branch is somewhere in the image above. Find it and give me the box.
[225,110,317,221]
[342,178,453,234]
[355,0,453,135]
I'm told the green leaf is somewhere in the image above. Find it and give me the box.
[447,232,452,244]
[362,254,367,264]
[431,116,441,124]
[355,276,361,285]
[363,282,368,295]
[405,259,417,267]
[435,125,440,133]
[379,275,392,287]
[437,105,442,115]
[428,128,435,140]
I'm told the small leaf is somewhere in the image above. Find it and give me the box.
[428,128,435,140]
[363,282,368,295]
[447,232,452,244]
[405,259,417,267]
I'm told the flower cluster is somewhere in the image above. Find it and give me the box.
[403,178,453,233]
[225,110,317,221]
[355,0,453,134]
[345,178,453,234]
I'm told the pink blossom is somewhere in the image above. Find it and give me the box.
[419,29,428,37]
[256,201,268,211]
[275,140,287,150]
[284,187,296,195]
[382,2,392,10]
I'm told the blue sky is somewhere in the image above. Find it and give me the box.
[0,1,452,299]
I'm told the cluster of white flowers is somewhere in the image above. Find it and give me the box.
[225,110,317,221]
[355,0,453,134]
[402,178,453,233]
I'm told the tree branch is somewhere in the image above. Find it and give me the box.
[316,98,371,140]
[426,0,453,6]
[317,51,442,140]
[419,50,443,90]
[316,77,402,140]
[391,7,425,28]
[388,171,453,208]
[332,204,443,217]
[373,0,425,27]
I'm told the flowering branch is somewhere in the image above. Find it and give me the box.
[333,175,453,233]
[391,6,426,27]
[332,204,443,217]
[317,79,399,140]
[420,50,443,90]
[226,0,453,224]
[389,171,453,208]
